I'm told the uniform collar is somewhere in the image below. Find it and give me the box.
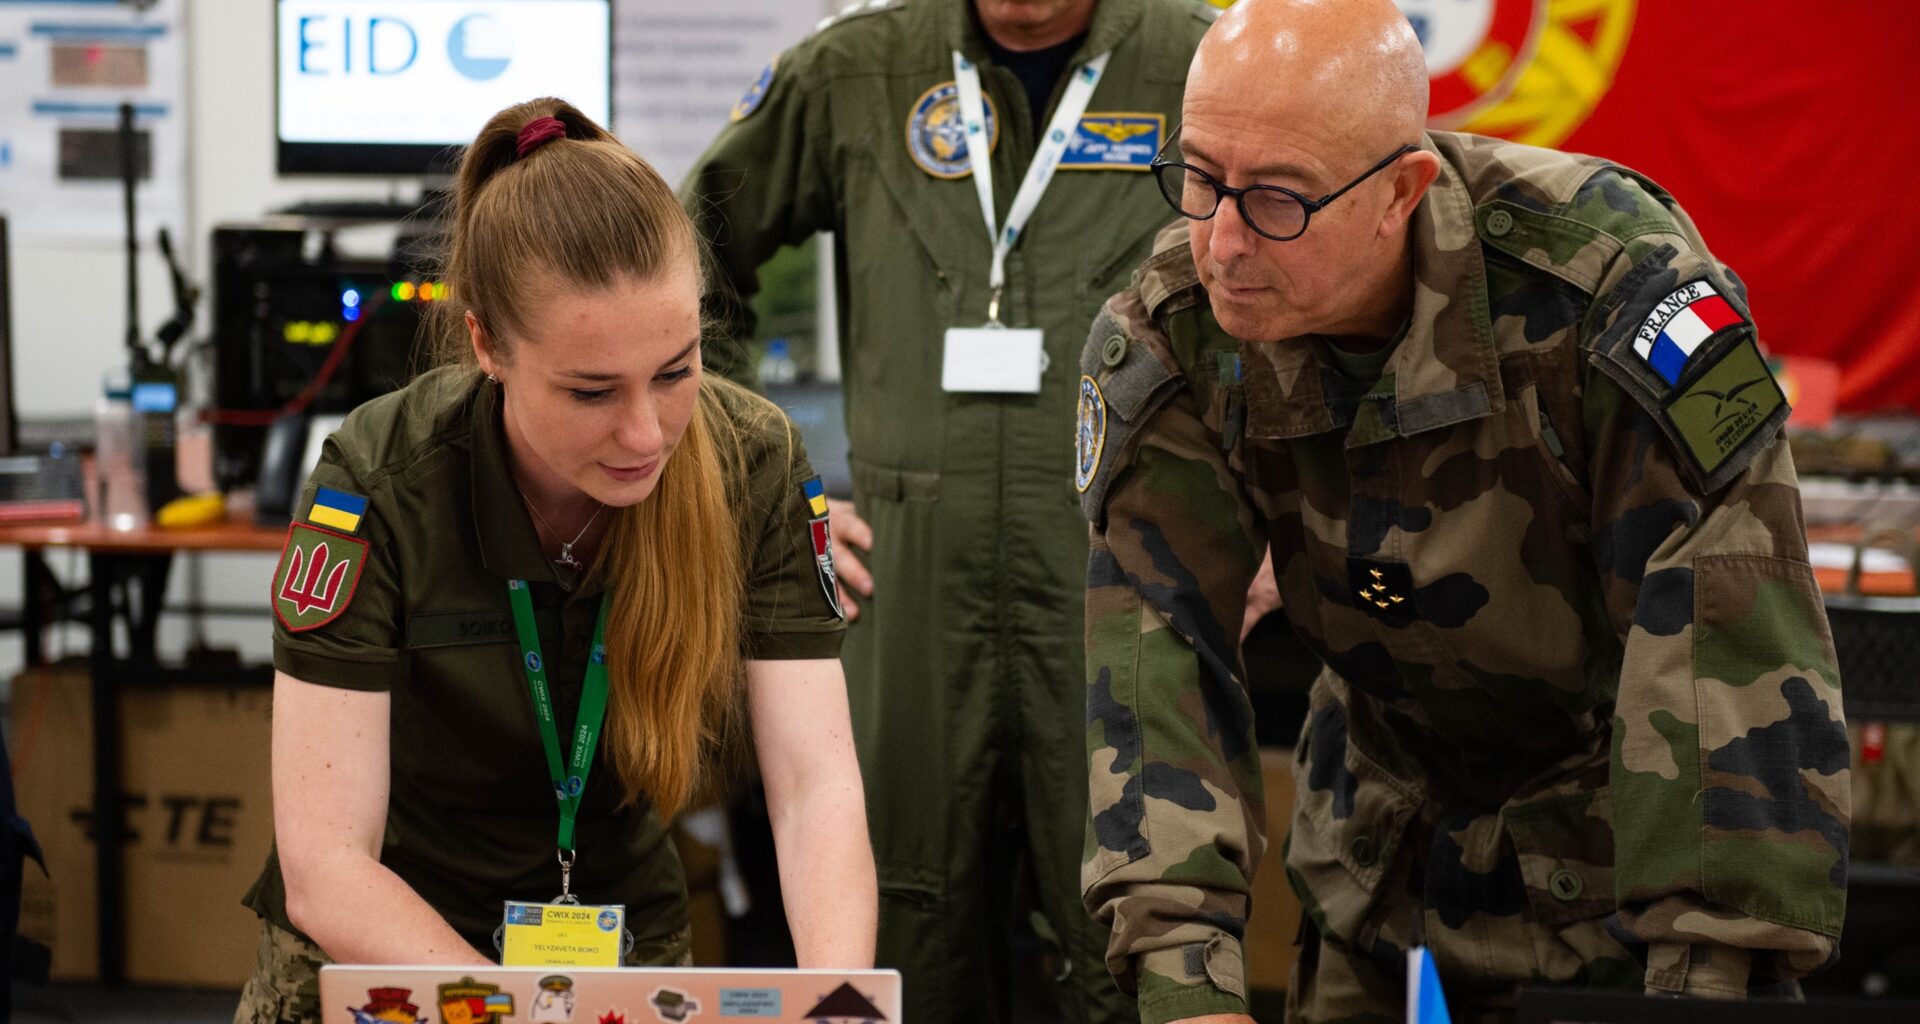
[1240,131,1503,441]
[469,376,580,588]
[944,0,1143,68]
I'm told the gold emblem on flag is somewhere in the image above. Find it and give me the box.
[1210,0,1636,148]
[1435,0,1637,147]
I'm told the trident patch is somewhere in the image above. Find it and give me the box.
[802,476,844,620]
[273,523,368,632]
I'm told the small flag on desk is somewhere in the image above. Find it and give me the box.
[307,486,368,534]
[1407,946,1454,1024]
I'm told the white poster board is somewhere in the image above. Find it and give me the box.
[612,0,830,185]
[0,0,187,245]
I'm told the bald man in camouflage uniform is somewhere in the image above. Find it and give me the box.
[1075,2,1849,1022]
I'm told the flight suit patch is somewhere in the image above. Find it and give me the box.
[273,523,367,632]
[906,81,997,179]
[730,56,777,122]
[1348,557,1415,627]
[1059,113,1163,171]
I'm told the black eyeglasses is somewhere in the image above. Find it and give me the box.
[1151,138,1419,242]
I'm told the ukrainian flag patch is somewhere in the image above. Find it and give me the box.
[802,476,828,517]
[1060,113,1163,171]
[307,486,368,535]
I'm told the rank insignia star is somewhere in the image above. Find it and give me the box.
[1348,556,1417,626]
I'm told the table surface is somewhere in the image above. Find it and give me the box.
[0,514,288,554]
[0,507,1906,585]
[1808,523,1919,597]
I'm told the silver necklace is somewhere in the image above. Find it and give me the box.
[520,492,606,569]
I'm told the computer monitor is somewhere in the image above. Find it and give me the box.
[275,0,613,176]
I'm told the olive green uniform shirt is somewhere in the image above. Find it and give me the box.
[245,367,844,957]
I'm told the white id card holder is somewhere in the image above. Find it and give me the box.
[942,326,1046,393]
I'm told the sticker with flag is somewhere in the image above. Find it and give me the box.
[1633,279,1748,386]
[307,486,368,535]
[803,476,829,517]
[1406,946,1454,1024]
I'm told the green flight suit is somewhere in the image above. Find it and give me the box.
[681,1,1214,1020]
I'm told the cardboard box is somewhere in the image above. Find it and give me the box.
[1247,746,1303,993]
[12,660,274,988]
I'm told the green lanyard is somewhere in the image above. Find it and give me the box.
[507,579,611,855]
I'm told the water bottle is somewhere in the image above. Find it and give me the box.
[94,373,147,530]
[757,337,800,386]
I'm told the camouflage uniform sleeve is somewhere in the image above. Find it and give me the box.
[1080,291,1268,1024]
[1579,194,1848,993]
[679,40,840,389]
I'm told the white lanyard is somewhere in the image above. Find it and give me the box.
[952,48,1110,325]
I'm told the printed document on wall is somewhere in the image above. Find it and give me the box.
[613,0,825,184]
[0,0,187,245]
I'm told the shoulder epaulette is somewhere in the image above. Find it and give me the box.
[1135,225,1202,319]
[1077,292,1185,525]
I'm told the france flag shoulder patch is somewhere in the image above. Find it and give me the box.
[1633,279,1748,385]
[1590,258,1787,493]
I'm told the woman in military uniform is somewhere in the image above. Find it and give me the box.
[234,99,876,1024]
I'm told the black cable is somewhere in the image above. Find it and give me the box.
[119,102,141,367]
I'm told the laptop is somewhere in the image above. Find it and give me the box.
[321,964,902,1024]
[0,453,85,523]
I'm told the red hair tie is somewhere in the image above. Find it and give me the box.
[516,117,567,158]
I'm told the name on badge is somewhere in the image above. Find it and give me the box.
[500,901,624,967]
[942,327,1045,393]
[1060,113,1163,171]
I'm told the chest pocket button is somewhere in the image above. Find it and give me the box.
[1549,869,1584,902]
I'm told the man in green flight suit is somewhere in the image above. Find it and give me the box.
[681,0,1218,1020]
[1076,1,1850,1022]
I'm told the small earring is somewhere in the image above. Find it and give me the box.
[486,372,498,383]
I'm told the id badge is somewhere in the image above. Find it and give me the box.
[942,327,1046,394]
[500,900,625,967]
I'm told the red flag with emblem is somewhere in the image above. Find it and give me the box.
[1402,0,1920,411]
